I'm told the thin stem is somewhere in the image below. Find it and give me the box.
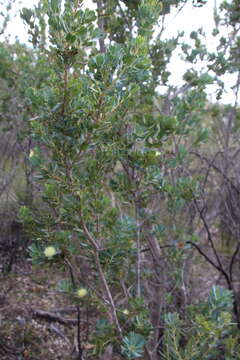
[79,212,100,250]
[79,214,122,339]
[85,306,89,342]
[191,151,240,195]
[186,241,222,273]
[65,259,82,359]
[76,305,82,360]
[96,0,106,53]
[229,242,240,283]
[117,0,132,33]
[135,199,141,297]
[61,64,68,116]
[94,251,122,339]
[187,241,240,328]
[192,195,226,276]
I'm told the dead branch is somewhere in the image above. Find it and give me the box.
[32,308,82,326]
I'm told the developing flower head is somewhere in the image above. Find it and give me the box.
[29,149,35,158]
[122,309,129,315]
[44,246,57,258]
[76,288,87,298]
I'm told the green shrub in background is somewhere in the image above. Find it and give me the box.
[162,286,240,360]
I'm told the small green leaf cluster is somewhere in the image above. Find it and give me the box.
[121,332,146,359]
[162,286,240,360]
[89,319,116,356]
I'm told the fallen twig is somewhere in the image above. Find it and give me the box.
[32,308,79,326]
[48,307,77,314]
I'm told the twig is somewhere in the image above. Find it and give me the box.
[229,242,240,283]
[192,194,228,280]
[79,213,122,339]
[85,305,90,342]
[96,0,106,53]
[76,305,82,360]
[191,151,240,195]
[187,240,240,328]
[186,241,222,273]
[135,198,141,297]
[32,309,80,326]
[48,307,77,313]
[65,258,82,360]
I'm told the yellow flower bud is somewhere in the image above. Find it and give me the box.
[44,246,56,258]
[76,288,87,298]
[122,309,129,315]
[29,149,35,158]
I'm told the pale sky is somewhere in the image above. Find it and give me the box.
[2,0,238,105]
